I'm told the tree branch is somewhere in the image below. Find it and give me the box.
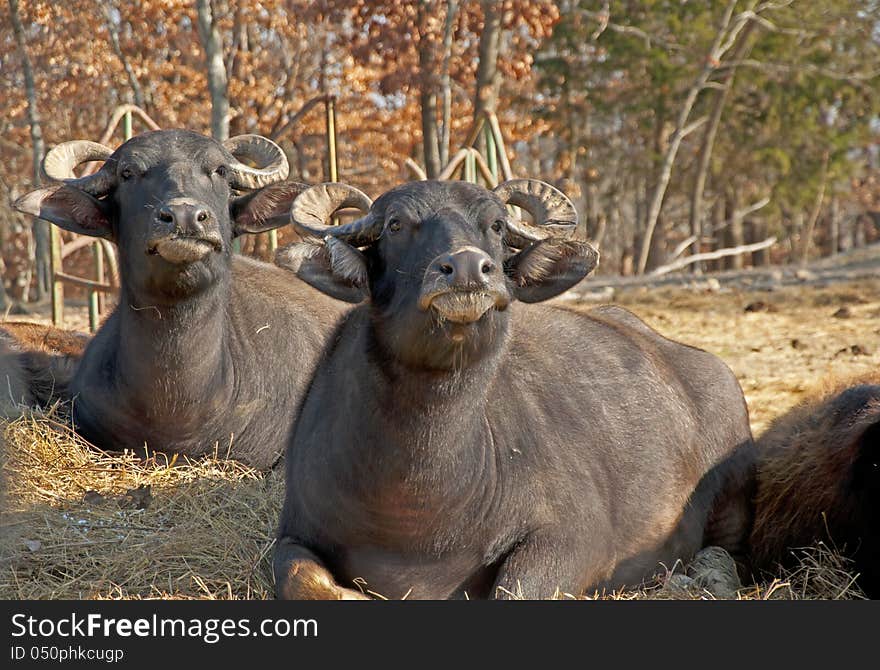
[650,237,777,275]
[580,8,684,52]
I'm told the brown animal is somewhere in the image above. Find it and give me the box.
[0,329,32,418]
[0,322,88,414]
[0,321,90,357]
[750,371,880,596]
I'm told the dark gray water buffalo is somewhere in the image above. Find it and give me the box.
[273,179,755,599]
[14,130,347,469]
[750,374,880,596]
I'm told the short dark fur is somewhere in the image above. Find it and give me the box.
[14,130,347,469]
[750,372,880,596]
[274,180,755,599]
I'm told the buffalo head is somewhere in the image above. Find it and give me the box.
[15,129,304,301]
[277,179,598,368]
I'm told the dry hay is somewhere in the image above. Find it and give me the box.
[0,408,867,601]
[0,406,283,599]
[745,543,867,601]
[2,277,878,600]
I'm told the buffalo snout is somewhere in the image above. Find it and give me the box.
[154,198,214,237]
[433,247,497,289]
[419,246,508,324]
[428,247,495,289]
[148,197,223,264]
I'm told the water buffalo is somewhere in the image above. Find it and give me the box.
[272,179,755,599]
[750,373,880,596]
[14,130,347,469]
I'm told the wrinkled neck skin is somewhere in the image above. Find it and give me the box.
[368,270,511,372]
[359,300,511,466]
[111,254,233,415]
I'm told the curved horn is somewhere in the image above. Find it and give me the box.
[223,134,290,190]
[493,179,578,245]
[290,183,383,247]
[41,140,117,196]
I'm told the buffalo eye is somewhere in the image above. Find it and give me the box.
[120,167,134,181]
[491,219,504,234]
[215,165,228,179]
[387,217,402,233]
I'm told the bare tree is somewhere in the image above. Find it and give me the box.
[9,0,48,301]
[417,2,441,178]
[473,1,502,128]
[687,18,758,271]
[636,0,757,275]
[799,149,830,268]
[439,0,459,166]
[101,0,148,110]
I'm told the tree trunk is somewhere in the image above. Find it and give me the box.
[637,0,751,275]
[417,2,441,178]
[829,196,840,256]
[710,196,725,271]
[227,5,249,137]
[439,0,459,166]
[854,215,867,249]
[9,0,49,302]
[420,88,441,178]
[644,100,671,272]
[790,210,805,261]
[102,0,147,109]
[723,190,745,270]
[196,0,230,141]
[749,219,770,266]
[687,20,757,273]
[472,0,502,147]
[798,149,830,268]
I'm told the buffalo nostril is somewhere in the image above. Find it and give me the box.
[158,209,174,224]
[481,261,495,274]
[440,263,454,276]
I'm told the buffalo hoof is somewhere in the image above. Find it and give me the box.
[687,546,742,599]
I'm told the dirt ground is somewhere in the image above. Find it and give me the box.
[593,278,880,436]
[1,276,878,600]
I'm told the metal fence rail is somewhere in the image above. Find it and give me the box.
[406,110,514,188]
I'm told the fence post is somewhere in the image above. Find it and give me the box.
[325,96,338,182]
[464,150,476,184]
[50,226,63,326]
[325,96,339,226]
[88,245,104,330]
[485,126,498,186]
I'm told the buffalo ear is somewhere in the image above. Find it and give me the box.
[505,239,599,303]
[230,181,309,237]
[14,185,114,240]
[275,237,368,304]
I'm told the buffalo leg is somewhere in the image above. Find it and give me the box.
[274,539,369,600]
[492,535,603,600]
